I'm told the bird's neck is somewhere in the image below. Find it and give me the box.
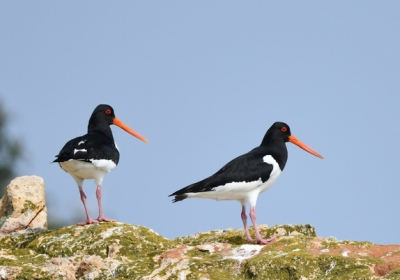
[260,135,288,171]
[88,123,115,141]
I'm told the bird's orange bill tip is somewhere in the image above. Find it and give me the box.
[288,135,324,159]
[113,117,149,143]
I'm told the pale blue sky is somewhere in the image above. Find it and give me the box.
[1,2,399,244]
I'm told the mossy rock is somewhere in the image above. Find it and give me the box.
[244,252,375,280]
[26,222,176,258]
[0,223,399,279]
[0,222,177,279]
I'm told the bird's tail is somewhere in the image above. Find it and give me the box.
[171,194,188,203]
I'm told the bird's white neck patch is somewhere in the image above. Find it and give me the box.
[263,155,281,178]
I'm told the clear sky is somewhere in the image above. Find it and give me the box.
[1,2,399,245]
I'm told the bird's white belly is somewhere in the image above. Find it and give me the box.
[188,179,265,201]
[59,159,116,180]
[187,177,279,203]
[186,154,282,204]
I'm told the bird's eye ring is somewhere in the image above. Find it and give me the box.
[105,109,112,114]
[281,127,287,132]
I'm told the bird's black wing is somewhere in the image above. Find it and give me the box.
[53,133,119,164]
[169,147,274,202]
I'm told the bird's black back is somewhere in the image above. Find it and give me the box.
[53,132,120,164]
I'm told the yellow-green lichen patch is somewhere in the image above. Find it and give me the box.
[341,240,373,249]
[267,235,314,251]
[244,251,375,280]
[385,267,400,279]
[115,255,161,279]
[159,244,245,280]
[26,222,176,259]
[5,265,52,280]
[0,248,51,280]
[0,248,48,266]
[185,257,245,280]
[175,224,316,249]
[175,229,248,247]
[321,239,341,250]
[1,222,398,279]
[21,200,39,214]
[0,230,43,250]
[262,224,317,239]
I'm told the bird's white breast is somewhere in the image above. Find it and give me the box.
[90,159,117,172]
[59,159,116,181]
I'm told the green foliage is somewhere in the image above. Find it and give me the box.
[0,101,23,195]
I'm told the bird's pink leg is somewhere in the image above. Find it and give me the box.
[96,185,116,223]
[77,189,98,225]
[241,205,256,242]
[249,207,275,244]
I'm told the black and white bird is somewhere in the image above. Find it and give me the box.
[169,122,323,244]
[53,104,148,225]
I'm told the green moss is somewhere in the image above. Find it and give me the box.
[21,200,39,213]
[385,268,400,279]
[9,265,52,280]
[262,224,317,239]
[0,223,178,279]
[244,252,374,280]
[116,255,160,279]
[25,222,176,259]
[175,224,316,248]
[0,229,41,250]
[342,240,373,249]
[321,240,340,249]
[0,222,392,279]
[185,257,244,280]
[176,229,249,247]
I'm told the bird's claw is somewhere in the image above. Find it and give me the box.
[97,216,117,223]
[246,235,275,244]
[256,236,275,244]
[76,218,99,226]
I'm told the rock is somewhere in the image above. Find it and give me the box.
[0,177,400,279]
[0,222,400,279]
[0,176,47,235]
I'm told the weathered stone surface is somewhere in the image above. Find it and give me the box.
[0,222,399,279]
[0,176,47,235]
[0,176,399,279]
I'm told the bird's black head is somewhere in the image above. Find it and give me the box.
[261,122,291,145]
[261,121,324,159]
[89,104,116,125]
[88,104,149,142]
[87,104,116,137]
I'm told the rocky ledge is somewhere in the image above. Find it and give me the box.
[0,222,399,280]
[1,177,400,279]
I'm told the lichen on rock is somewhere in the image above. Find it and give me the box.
[1,222,400,279]
[0,176,47,234]
[1,177,400,279]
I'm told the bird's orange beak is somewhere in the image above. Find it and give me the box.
[113,117,149,143]
[288,135,323,159]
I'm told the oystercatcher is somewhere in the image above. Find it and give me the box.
[54,104,148,225]
[169,122,323,244]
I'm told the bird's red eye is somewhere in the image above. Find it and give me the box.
[105,109,112,114]
[281,127,287,132]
